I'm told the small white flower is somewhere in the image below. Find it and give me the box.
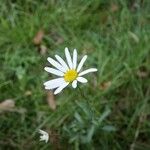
[44,47,97,94]
[38,129,49,143]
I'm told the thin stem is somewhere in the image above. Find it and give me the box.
[77,86,93,116]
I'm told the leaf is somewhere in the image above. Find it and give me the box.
[128,31,139,43]
[69,135,78,143]
[33,29,44,45]
[16,66,25,80]
[0,99,15,111]
[102,125,116,132]
[98,108,111,124]
[75,101,91,117]
[86,125,95,143]
[74,112,83,124]
[99,81,112,90]
[47,91,56,110]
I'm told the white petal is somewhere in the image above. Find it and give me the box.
[78,68,97,76]
[55,55,69,71]
[65,47,73,69]
[77,55,87,72]
[72,80,77,88]
[45,86,53,90]
[77,77,88,83]
[44,67,64,76]
[54,82,69,95]
[73,49,77,69]
[47,57,66,72]
[44,78,65,89]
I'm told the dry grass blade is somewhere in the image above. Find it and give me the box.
[110,3,119,12]
[137,70,148,78]
[39,45,47,55]
[136,66,149,78]
[0,99,26,114]
[0,99,15,111]
[33,29,44,45]
[47,91,56,110]
[100,81,112,90]
[24,90,32,96]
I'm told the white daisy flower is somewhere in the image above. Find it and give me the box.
[44,47,97,95]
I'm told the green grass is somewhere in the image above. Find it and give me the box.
[0,0,150,149]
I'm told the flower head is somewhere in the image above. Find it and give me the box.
[38,129,49,143]
[44,47,97,94]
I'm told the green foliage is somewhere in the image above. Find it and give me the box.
[63,102,114,145]
[0,0,150,149]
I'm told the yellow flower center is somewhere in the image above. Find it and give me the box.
[64,69,78,82]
